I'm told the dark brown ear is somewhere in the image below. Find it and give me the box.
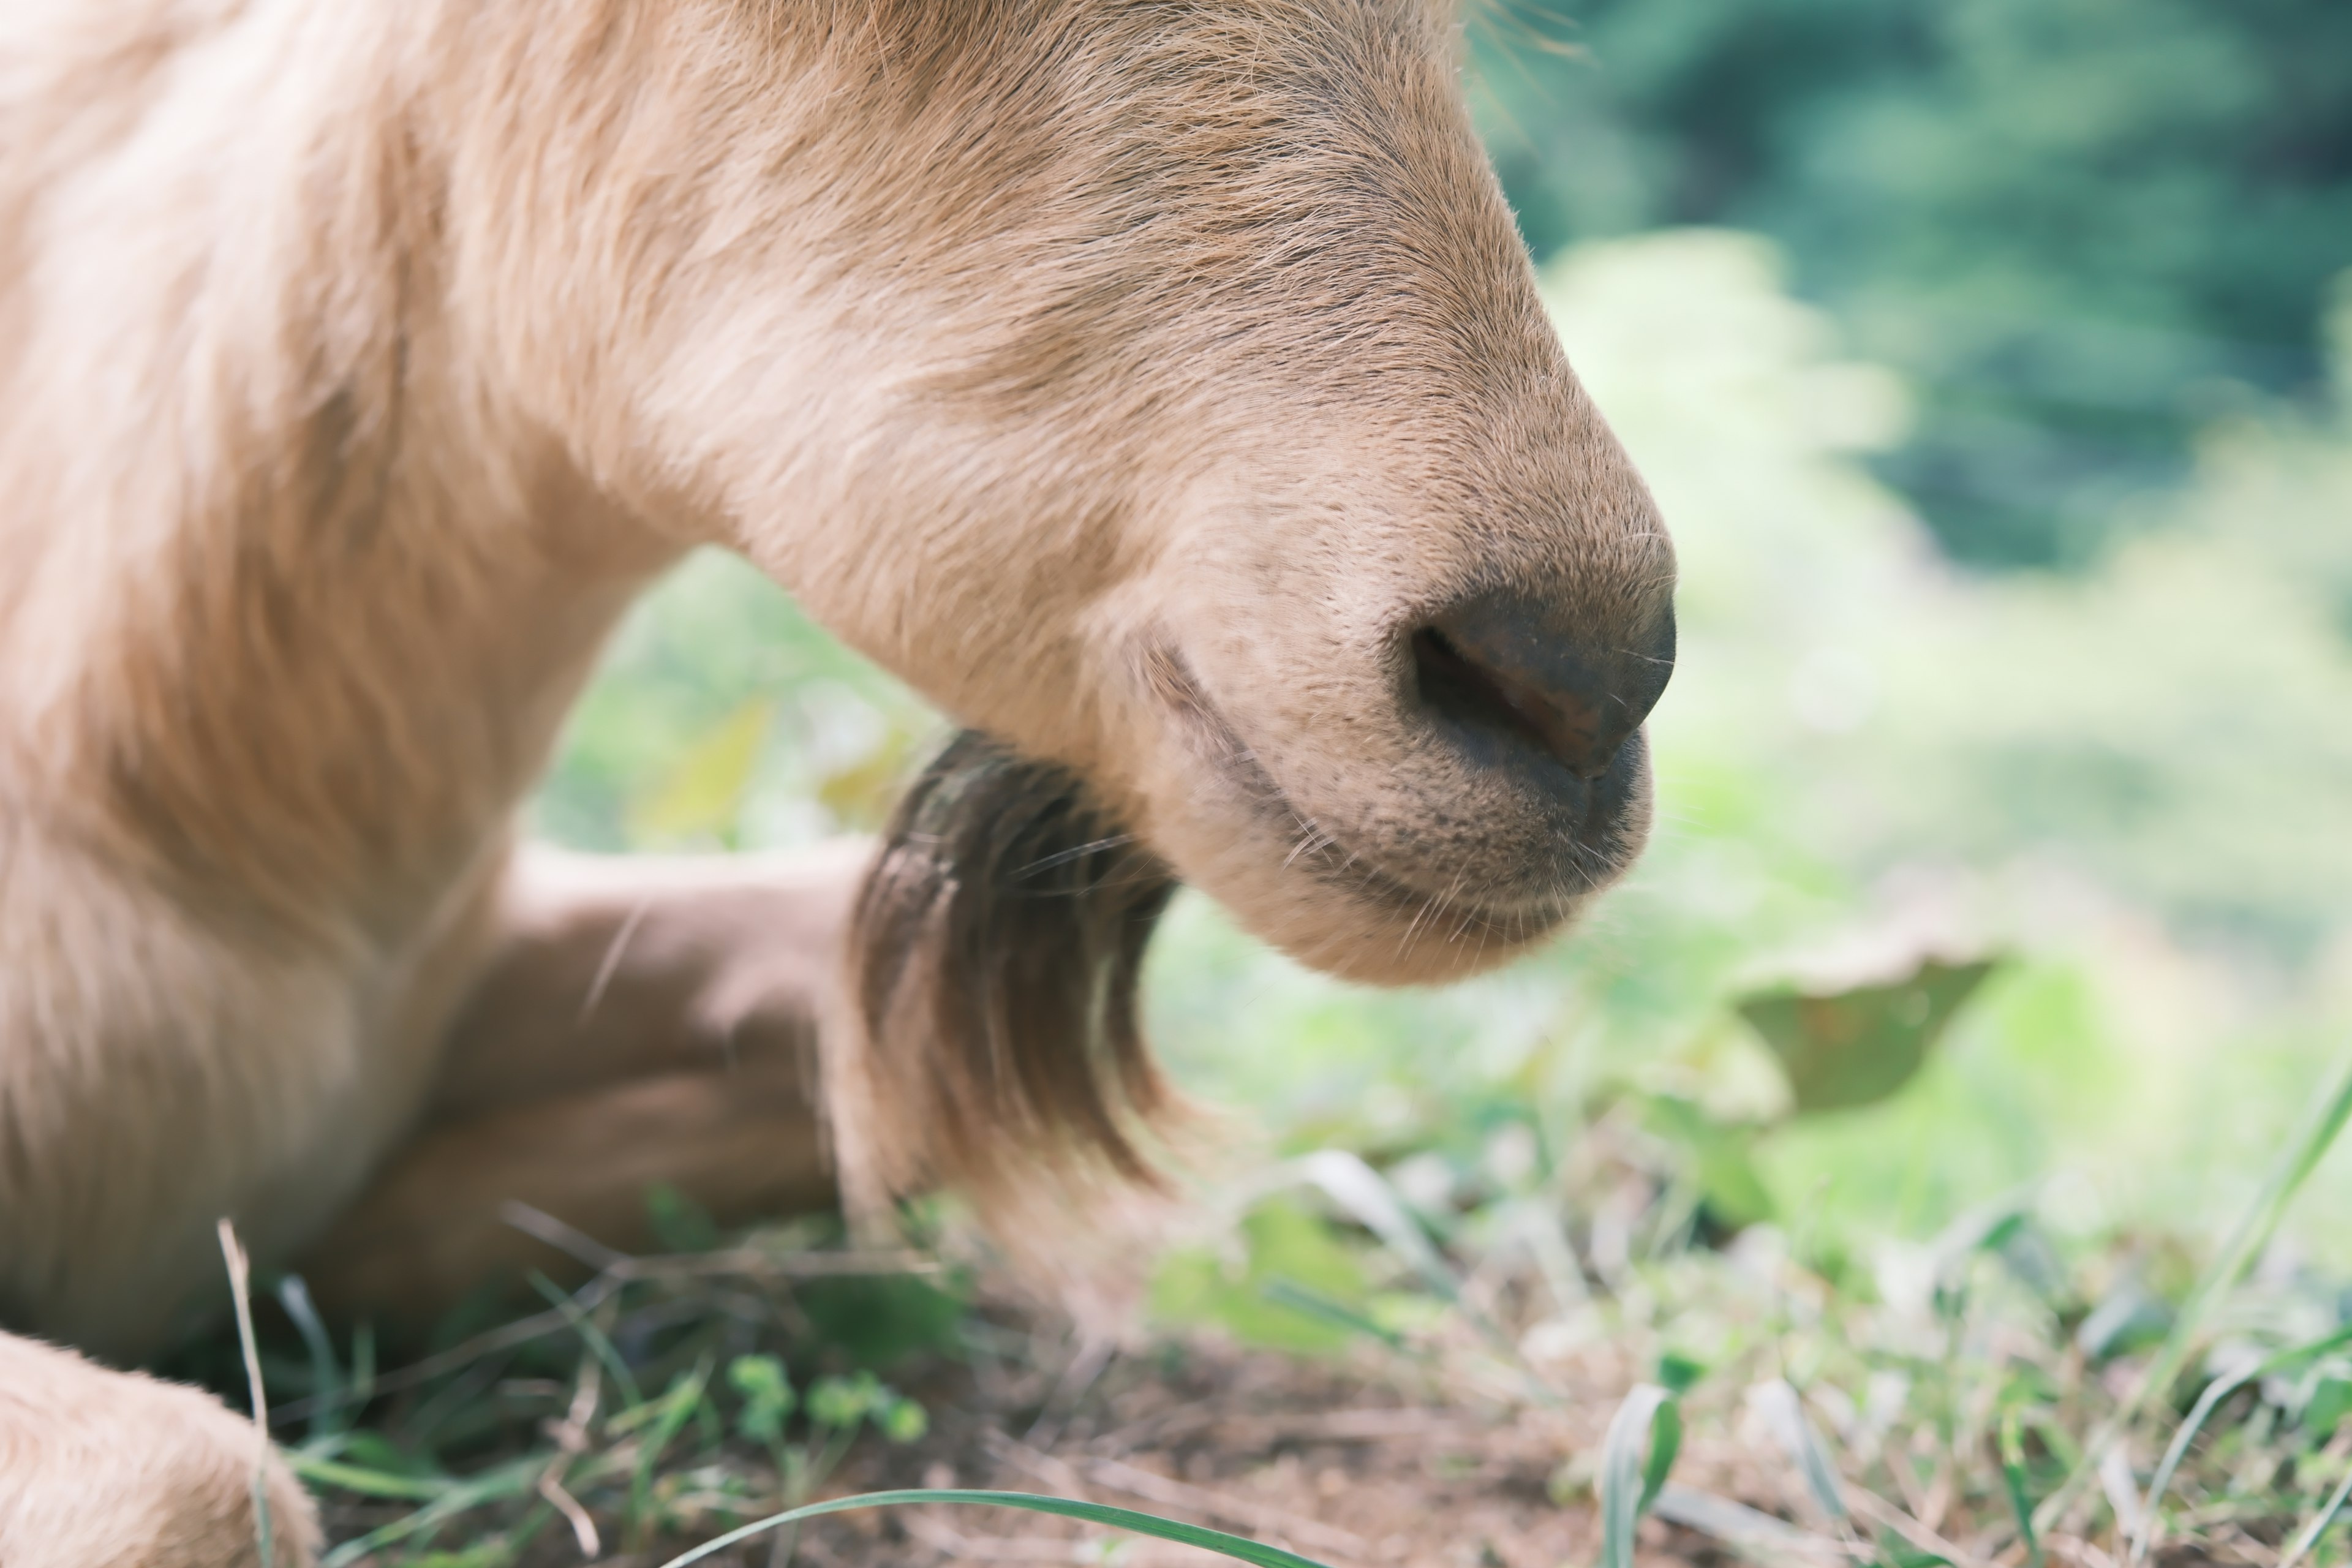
[835,730,1178,1217]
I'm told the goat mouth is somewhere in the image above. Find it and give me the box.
[1137,646,1591,938]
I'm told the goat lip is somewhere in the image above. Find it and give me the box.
[1136,644,1584,928]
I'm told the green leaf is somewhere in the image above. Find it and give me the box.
[1656,1353,1706,1397]
[878,1396,929,1444]
[1640,1400,1684,1515]
[1738,959,1997,1115]
[726,1354,796,1446]
[653,1488,1338,1568]
[807,1371,883,1430]
[1597,1384,1681,1568]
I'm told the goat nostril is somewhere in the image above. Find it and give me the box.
[1412,625,1611,779]
[1410,600,1673,783]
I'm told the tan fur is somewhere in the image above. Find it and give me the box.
[0,1,1671,1559]
[0,1335,318,1568]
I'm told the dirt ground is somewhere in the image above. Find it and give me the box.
[628,1332,1744,1568]
[312,1325,1689,1567]
[816,1348,1597,1567]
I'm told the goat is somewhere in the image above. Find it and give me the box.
[0,1,1675,1561]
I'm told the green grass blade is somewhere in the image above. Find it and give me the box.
[2128,1324,2352,1566]
[286,1452,455,1502]
[1652,1485,1847,1563]
[2280,1458,2352,1568]
[275,1276,347,1441]
[1259,1276,1411,1351]
[650,1488,1338,1568]
[1640,1400,1684,1515]
[1286,1150,1460,1300]
[1274,1150,1547,1396]
[1999,1406,2042,1568]
[1599,1382,1676,1568]
[317,1457,544,1567]
[528,1270,644,1408]
[631,1355,715,1532]
[2043,1045,2352,1532]
[1752,1379,1848,1526]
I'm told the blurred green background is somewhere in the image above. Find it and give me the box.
[533,10,2352,1283]
[1472,0,2352,572]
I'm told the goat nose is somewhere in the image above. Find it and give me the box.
[1409,593,1675,782]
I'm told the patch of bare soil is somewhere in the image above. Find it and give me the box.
[643,1331,1728,1568]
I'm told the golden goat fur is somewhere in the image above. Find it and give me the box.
[0,0,1674,1561]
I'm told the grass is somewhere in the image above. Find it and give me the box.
[1584,1041,2352,1568]
[168,1029,2352,1567]
[655,1490,1335,1568]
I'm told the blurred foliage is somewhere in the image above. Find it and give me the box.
[791,1273,971,1373]
[1150,1198,1377,1357]
[1469,0,2352,568]
[533,549,937,853]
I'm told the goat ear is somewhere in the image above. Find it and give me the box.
[829,730,1178,1223]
